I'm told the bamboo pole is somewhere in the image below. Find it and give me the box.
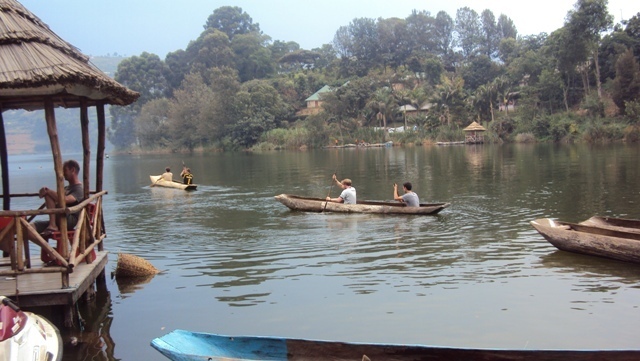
[80,98,91,200]
[96,103,106,192]
[67,208,86,266]
[15,218,24,271]
[44,98,69,257]
[0,107,10,211]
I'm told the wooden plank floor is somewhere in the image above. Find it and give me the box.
[0,251,108,307]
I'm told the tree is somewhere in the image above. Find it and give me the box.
[611,49,640,114]
[228,80,290,148]
[136,98,171,148]
[480,9,499,59]
[377,17,411,70]
[231,32,275,82]
[406,10,437,54]
[497,14,518,39]
[109,52,169,149]
[332,17,380,76]
[204,6,260,41]
[434,11,455,57]
[565,0,613,98]
[455,7,482,59]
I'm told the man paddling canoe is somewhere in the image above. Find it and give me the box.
[325,174,356,204]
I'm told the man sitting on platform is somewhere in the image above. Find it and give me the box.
[33,159,84,237]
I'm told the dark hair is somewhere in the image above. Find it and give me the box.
[63,159,80,173]
[166,167,171,172]
[403,182,412,190]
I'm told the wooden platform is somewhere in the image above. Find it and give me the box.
[0,251,108,308]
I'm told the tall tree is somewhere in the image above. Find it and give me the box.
[497,14,518,39]
[455,7,482,59]
[110,52,169,149]
[565,0,613,98]
[480,9,499,59]
[434,11,455,57]
[377,17,411,70]
[204,6,261,41]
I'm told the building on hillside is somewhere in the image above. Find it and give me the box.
[295,85,332,117]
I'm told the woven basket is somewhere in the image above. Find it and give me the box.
[115,253,160,277]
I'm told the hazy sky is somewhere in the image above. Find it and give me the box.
[18,0,640,58]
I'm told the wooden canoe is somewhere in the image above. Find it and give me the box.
[150,329,640,361]
[579,216,640,234]
[150,175,197,191]
[530,218,640,263]
[274,194,449,215]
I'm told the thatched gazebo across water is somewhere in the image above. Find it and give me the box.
[463,121,486,144]
[0,0,138,326]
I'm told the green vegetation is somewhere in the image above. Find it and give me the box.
[105,1,640,152]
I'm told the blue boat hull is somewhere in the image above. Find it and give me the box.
[151,329,640,361]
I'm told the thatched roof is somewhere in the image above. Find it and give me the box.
[0,0,139,110]
[463,121,486,132]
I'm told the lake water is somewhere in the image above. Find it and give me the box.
[5,143,640,360]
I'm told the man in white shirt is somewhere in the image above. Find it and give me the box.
[326,174,356,204]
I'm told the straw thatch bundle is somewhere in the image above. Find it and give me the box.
[115,253,160,278]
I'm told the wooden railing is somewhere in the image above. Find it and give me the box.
[0,191,107,287]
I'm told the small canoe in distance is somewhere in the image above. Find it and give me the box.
[530,218,640,263]
[274,194,449,215]
[150,329,640,361]
[150,175,197,191]
[580,215,640,234]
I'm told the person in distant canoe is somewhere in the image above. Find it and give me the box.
[394,182,420,207]
[326,174,356,204]
[180,166,194,185]
[161,167,173,182]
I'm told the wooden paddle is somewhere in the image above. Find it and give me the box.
[322,173,337,212]
[150,176,162,187]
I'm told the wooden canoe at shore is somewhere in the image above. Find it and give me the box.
[151,329,640,361]
[275,194,449,215]
[530,218,640,263]
[149,175,197,191]
[579,216,640,234]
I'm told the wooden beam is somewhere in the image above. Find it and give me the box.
[80,99,90,200]
[96,103,106,192]
[0,107,9,211]
[44,98,69,257]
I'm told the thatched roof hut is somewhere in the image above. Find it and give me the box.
[463,121,486,132]
[0,0,138,110]
[0,0,138,213]
[463,121,486,144]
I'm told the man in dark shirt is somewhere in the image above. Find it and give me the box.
[34,159,84,236]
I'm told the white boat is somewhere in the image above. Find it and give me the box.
[150,175,197,191]
[0,296,62,361]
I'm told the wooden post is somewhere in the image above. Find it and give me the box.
[96,103,105,193]
[0,107,10,211]
[44,99,69,258]
[80,99,90,200]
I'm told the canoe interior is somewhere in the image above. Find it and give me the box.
[580,216,640,233]
[151,330,640,361]
[284,194,447,208]
[550,219,640,241]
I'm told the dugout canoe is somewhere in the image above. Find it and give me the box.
[274,194,449,215]
[579,215,640,234]
[530,218,640,263]
[150,175,197,191]
[151,329,640,361]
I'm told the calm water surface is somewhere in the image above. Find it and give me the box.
[6,143,640,360]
